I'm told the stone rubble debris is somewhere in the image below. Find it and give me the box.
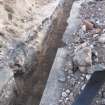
[98,33,105,43]
[73,46,92,73]
[83,19,95,31]
[59,0,105,105]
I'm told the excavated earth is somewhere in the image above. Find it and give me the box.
[1,0,105,105]
[0,0,74,105]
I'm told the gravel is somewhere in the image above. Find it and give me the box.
[58,0,105,105]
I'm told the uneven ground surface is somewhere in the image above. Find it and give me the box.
[1,0,105,105]
[0,0,52,37]
[58,0,105,105]
[0,0,74,105]
[0,0,56,82]
[0,0,60,105]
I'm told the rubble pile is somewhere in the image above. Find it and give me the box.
[58,0,105,105]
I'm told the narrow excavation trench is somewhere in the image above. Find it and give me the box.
[7,0,74,105]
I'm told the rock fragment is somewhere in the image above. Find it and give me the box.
[81,84,86,90]
[98,33,105,43]
[82,19,102,34]
[93,34,98,38]
[95,28,102,34]
[86,74,91,80]
[62,92,67,98]
[82,25,86,32]
[73,46,92,73]
[66,89,70,94]
[83,20,94,31]
[65,61,73,71]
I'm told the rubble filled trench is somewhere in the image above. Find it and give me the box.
[0,0,74,105]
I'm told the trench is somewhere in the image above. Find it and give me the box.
[8,0,74,105]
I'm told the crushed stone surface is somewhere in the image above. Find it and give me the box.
[58,0,105,105]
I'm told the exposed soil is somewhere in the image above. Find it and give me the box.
[0,0,63,105]
[1,0,105,105]
[0,0,74,105]
[0,0,52,36]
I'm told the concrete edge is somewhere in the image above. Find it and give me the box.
[40,47,68,105]
[40,0,91,105]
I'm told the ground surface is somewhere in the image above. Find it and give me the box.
[1,0,105,105]
[0,0,57,88]
[0,0,59,105]
[0,0,55,70]
[0,0,52,37]
[58,0,105,105]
